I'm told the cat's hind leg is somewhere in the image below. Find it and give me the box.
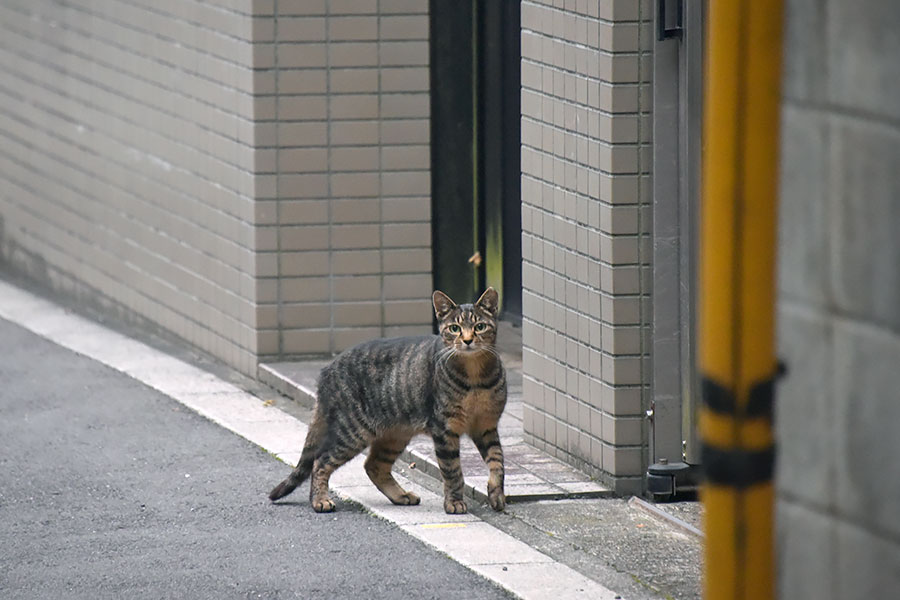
[364,430,420,506]
[309,431,371,513]
[268,407,327,501]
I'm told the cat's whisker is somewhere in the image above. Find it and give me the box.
[479,345,499,357]
[436,346,453,360]
[435,346,457,370]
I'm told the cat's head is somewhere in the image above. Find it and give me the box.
[432,288,500,354]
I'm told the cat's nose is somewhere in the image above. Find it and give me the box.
[463,338,473,345]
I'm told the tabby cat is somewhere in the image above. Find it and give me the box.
[269,288,507,514]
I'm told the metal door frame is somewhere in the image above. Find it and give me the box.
[429,0,521,319]
[647,0,704,498]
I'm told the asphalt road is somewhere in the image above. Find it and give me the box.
[0,318,513,600]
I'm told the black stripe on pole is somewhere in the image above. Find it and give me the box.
[701,375,776,420]
[746,378,776,420]
[701,377,736,415]
[701,444,775,488]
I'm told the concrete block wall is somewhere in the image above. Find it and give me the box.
[520,0,653,494]
[0,0,264,375]
[776,1,900,597]
[259,0,433,358]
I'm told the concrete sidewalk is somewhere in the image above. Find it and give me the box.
[0,276,702,600]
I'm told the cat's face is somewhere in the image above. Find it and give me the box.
[432,288,499,354]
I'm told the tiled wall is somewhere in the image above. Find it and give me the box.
[776,1,900,597]
[520,0,652,494]
[258,0,433,358]
[0,0,264,374]
[0,0,433,373]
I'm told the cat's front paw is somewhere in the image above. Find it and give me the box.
[488,487,506,511]
[443,498,468,514]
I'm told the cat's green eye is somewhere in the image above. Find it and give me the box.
[448,324,461,334]
[474,323,487,332]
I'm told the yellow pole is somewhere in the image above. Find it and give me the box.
[699,1,784,599]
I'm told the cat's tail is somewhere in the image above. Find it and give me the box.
[268,410,325,501]
[268,454,312,501]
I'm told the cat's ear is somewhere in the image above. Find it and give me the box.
[475,287,499,317]
[432,290,458,320]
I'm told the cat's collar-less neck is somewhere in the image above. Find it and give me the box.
[448,348,496,360]
[444,347,501,377]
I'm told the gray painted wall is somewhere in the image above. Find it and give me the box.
[776,1,900,596]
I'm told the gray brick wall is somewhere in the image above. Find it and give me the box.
[0,0,264,374]
[776,1,900,596]
[520,0,652,494]
[260,0,433,358]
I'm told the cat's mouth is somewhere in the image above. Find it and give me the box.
[455,343,485,354]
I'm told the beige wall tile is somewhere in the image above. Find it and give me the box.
[332,198,381,223]
[330,94,380,120]
[281,303,331,329]
[380,16,429,40]
[333,327,382,351]
[383,248,431,273]
[383,274,432,299]
[328,16,378,41]
[330,0,378,14]
[329,42,379,67]
[329,68,380,93]
[277,17,327,42]
[329,172,380,198]
[379,41,429,67]
[280,277,331,303]
[279,70,329,95]
[279,251,330,277]
[332,275,382,301]
[276,43,327,68]
[331,146,380,172]
[331,224,381,249]
[379,0,428,14]
[278,0,326,15]
[333,302,382,327]
[384,299,433,325]
[381,196,431,221]
[332,250,382,275]
[282,329,331,355]
[383,223,431,248]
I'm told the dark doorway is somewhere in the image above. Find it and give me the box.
[430,0,521,321]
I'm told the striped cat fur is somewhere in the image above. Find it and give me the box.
[268,288,507,514]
